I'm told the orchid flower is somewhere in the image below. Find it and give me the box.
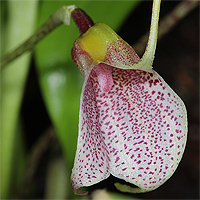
[69,0,187,195]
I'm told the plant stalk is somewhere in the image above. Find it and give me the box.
[1,5,76,69]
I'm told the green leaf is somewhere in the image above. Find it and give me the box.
[1,1,38,198]
[34,1,139,195]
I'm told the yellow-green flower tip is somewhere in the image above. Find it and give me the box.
[72,22,153,77]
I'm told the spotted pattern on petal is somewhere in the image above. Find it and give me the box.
[104,39,140,68]
[71,75,110,194]
[89,67,187,192]
[71,67,187,194]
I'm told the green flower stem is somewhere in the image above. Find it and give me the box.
[133,0,161,73]
[1,5,77,69]
[133,0,199,56]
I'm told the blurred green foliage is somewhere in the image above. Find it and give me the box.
[1,1,139,199]
[1,1,38,198]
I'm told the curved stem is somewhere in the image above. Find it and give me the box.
[133,0,199,56]
[0,5,77,69]
[132,0,161,73]
[23,127,55,187]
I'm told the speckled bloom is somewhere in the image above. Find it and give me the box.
[70,4,187,195]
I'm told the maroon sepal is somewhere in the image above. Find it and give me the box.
[71,8,95,34]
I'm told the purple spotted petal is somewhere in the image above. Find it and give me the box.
[71,73,111,195]
[71,67,187,194]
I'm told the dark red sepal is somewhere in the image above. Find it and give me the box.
[71,8,94,34]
